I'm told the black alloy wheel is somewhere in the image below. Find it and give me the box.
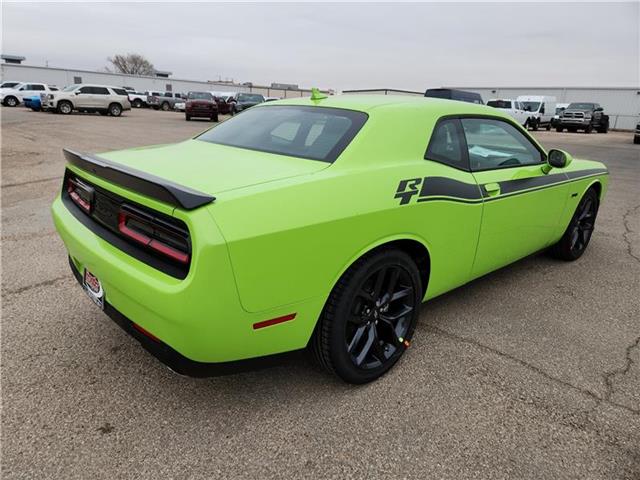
[312,249,422,383]
[345,265,416,370]
[550,188,599,261]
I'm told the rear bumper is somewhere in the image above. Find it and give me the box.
[68,256,302,377]
[52,189,323,367]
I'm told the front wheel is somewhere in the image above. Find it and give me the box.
[161,102,170,111]
[57,101,73,114]
[3,96,18,107]
[311,249,422,384]
[556,127,564,133]
[132,98,143,108]
[585,124,593,134]
[549,188,599,261]
[211,114,219,122]
[531,119,539,131]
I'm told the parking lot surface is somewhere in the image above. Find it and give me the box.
[2,107,639,479]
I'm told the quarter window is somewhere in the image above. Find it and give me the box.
[461,118,542,171]
[425,119,466,169]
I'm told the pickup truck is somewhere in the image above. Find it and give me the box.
[127,92,148,108]
[147,92,185,111]
[486,99,529,126]
[1,82,58,107]
[556,102,609,133]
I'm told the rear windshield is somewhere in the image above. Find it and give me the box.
[487,100,512,109]
[196,105,368,163]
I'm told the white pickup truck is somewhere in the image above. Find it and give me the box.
[0,82,58,107]
[486,99,529,126]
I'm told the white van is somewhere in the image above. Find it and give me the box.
[516,95,557,131]
[486,99,529,126]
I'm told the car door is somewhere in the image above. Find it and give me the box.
[75,86,94,108]
[462,117,570,278]
[91,86,111,108]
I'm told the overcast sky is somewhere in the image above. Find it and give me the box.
[2,2,638,91]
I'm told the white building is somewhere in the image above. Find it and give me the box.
[0,63,325,99]
[343,87,640,130]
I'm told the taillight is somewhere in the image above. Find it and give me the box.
[118,206,190,264]
[67,177,93,213]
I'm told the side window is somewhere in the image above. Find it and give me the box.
[32,85,45,91]
[112,88,128,96]
[78,86,92,94]
[425,118,466,169]
[461,118,542,171]
[93,87,110,95]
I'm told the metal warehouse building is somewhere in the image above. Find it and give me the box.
[0,63,325,99]
[344,87,640,130]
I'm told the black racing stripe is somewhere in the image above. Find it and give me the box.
[498,173,568,195]
[413,168,607,205]
[419,176,483,200]
[564,168,609,180]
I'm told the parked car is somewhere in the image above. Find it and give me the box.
[486,99,529,126]
[52,95,609,383]
[1,82,58,107]
[633,120,639,144]
[424,88,483,104]
[147,92,185,111]
[556,102,609,134]
[228,92,265,114]
[185,91,218,121]
[517,95,556,131]
[127,92,148,108]
[264,96,281,102]
[551,103,570,128]
[174,101,186,112]
[43,84,131,116]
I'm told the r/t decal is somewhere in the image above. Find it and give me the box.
[394,178,423,205]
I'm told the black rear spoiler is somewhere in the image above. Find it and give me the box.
[63,149,215,210]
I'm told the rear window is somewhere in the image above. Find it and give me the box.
[196,106,368,163]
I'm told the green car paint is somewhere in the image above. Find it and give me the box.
[51,95,609,369]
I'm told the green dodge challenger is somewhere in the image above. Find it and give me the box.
[52,94,608,383]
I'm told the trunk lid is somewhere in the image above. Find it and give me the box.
[96,139,329,199]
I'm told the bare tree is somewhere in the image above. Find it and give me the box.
[106,53,155,75]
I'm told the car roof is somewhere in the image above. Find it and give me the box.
[265,94,499,116]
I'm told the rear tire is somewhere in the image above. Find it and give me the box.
[57,100,73,114]
[161,102,170,111]
[311,249,422,384]
[549,188,599,261]
[108,103,122,117]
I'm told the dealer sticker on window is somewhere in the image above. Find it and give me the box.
[83,269,104,310]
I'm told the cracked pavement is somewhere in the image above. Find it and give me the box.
[2,108,639,479]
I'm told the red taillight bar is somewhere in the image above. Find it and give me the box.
[67,178,92,213]
[118,211,190,264]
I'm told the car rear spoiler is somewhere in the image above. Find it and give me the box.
[63,149,215,210]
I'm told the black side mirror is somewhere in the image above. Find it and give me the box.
[547,149,573,169]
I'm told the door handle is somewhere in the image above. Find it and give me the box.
[484,182,501,196]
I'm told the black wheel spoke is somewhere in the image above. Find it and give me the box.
[381,304,413,322]
[354,324,376,366]
[390,287,412,303]
[347,324,368,353]
[372,267,387,299]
